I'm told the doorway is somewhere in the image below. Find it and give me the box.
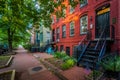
[95,7,110,38]
[66,47,70,56]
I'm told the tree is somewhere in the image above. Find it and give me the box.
[0,0,33,52]
[0,0,80,52]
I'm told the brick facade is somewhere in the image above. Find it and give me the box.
[51,0,120,56]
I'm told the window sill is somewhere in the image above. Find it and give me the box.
[70,35,74,37]
[62,37,66,38]
[80,33,87,35]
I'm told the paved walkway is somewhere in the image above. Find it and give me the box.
[0,48,59,80]
[0,48,89,80]
[32,53,90,80]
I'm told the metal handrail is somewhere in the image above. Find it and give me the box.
[94,27,106,50]
[94,26,107,70]
[77,29,91,64]
[77,41,90,63]
[98,40,106,61]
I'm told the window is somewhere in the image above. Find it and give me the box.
[52,16,54,24]
[63,9,66,17]
[70,21,75,36]
[70,6,74,14]
[80,0,88,7]
[60,45,64,52]
[52,29,55,42]
[56,17,59,22]
[40,32,43,42]
[46,31,50,39]
[66,47,70,56]
[56,27,60,40]
[56,0,60,3]
[80,15,88,34]
[62,25,66,38]
[72,45,78,58]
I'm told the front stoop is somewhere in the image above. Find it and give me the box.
[40,59,68,80]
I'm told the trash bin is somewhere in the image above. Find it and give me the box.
[31,47,35,53]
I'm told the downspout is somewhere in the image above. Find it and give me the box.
[118,0,120,54]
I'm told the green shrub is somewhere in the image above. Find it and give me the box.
[61,59,75,70]
[101,55,120,71]
[86,70,102,80]
[61,55,70,61]
[23,44,32,50]
[54,51,67,59]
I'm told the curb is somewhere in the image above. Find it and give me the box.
[0,70,16,80]
[40,59,68,80]
[11,70,16,80]
[0,56,14,69]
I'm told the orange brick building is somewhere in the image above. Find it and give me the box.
[51,0,120,56]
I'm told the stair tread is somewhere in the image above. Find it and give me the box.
[81,58,94,62]
[86,49,100,52]
[79,61,95,68]
[85,51,99,54]
[83,55,97,58]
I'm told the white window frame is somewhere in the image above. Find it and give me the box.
[62,25,66,38]
[80,0,88,7]
[70,21,75,36]
[63,9,66,17]
[52,16,54,24]
[56,27,60,39]
[70,5,74,14]
[80,15,88,34]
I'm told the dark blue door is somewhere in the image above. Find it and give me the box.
[96,10,110,38]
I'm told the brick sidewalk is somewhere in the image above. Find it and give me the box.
[0,49,59,80]
[35,53,91,80]
[61,66,90,80]
[0,48,90,80]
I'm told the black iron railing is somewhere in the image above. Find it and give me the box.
[77,29,92,65]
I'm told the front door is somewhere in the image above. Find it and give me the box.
[95,7,110,38]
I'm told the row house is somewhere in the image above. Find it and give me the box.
[51,0,120,60]
[30,25,51,48]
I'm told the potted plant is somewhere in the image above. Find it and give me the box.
[100,55,120,79]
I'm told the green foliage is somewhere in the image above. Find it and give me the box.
[86,70,102,80]
[23,43,32,51]
[61,55,70,61]
[0,0,80,51]
[54,51,67,59]
[101,55,120,71]
[53,51,77,70]
[54,51,77,62]
[0,56,10,61]
[61,59,75,70]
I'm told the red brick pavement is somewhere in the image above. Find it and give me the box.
[61,66,91,80]
[0,48,89,80]
[0,48,59,80]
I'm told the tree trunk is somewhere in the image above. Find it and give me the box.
[8,28,13,52]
